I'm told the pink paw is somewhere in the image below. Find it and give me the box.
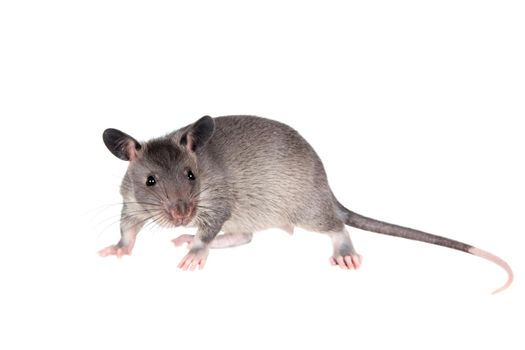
[98,245,133,258]
[172,234,194,248]
[330,254,362,270]
[177,247,209,271]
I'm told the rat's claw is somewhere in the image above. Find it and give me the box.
[344,256,355,270]
[352,254,363,269]
[336,256,349,270]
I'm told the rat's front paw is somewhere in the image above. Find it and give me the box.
[177,246,209,271]
[172,234,195,248]
[98,244,133,258]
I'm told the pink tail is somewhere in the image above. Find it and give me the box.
[468,247,514,294]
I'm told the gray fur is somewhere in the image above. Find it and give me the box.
[199,115,343,235]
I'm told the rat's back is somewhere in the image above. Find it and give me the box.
[207,115,338,233]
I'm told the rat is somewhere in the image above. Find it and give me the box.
[99,115,513,293]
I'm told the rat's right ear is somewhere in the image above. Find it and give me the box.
[102,128,141,161]
[178,116,215,152]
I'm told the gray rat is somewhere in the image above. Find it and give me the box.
[99,115,513,293]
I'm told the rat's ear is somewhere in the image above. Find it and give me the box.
[103,128,142,161]
[179,115,215,152]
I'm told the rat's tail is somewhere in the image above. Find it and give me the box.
[337,203,513,294]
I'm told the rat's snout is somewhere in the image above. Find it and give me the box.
[167,199,195,226]
[170,199,190,218]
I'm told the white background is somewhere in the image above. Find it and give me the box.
[1,1,524,349]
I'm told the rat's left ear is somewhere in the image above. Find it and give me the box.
[103,128,141,161]
[179,115,215,152]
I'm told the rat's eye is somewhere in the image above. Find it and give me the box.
[146,175,157,186]
[187,170,196,181]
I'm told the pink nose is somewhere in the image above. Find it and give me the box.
[169,199,191,220]
[170,209,188,219]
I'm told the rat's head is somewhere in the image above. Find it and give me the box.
[103,116,215,227]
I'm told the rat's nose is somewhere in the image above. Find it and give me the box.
[170,199,189,219]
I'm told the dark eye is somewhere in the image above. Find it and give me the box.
[187,170,196,181]
[146,175,156,186]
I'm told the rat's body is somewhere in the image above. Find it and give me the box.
[100,115,513,293]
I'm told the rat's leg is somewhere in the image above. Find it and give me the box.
[173,232,253,249]
[177,202,234,270]
[211,232,253,248]
[297,207,361,270]
[328,229,362,270]
[98,207,145,258]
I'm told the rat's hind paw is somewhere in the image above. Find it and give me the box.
[329,254,362,270]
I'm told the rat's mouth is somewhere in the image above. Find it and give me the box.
[172,216,192,227]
